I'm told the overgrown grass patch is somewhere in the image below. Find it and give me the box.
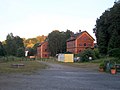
[38,58,99,70]
[58,62,99,70]
[0,60,47,74]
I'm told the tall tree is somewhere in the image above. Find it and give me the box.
[24,35,47,48]
[62,29,73,53]
[48,30,62,56]
[48,30,72,56]
[0,42,6,56]
[5,33,25,56]
[94,1,120,55]
[5,33,16,56]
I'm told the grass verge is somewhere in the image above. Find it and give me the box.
[0,60,47,74]
[38,58,99,70]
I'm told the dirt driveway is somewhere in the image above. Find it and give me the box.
[0,61,120,90]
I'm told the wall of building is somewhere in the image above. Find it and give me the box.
[67,40,75,53]
[75,32,94,53]
[37,41,50,58]
[67,31,94,54]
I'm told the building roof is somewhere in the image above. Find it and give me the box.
[67,31,95,42]
[37,41,48,47]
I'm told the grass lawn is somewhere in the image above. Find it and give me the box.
[0,60,47,74]
[57,62,99,71]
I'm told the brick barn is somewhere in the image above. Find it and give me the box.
[66,30,95,54]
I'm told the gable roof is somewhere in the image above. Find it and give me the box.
[37,41,48,47]
[67,31,95,42]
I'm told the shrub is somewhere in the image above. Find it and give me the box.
[108,48,120,59]
[16,47,25,57]
[99,61,105,69]
[93,48,100,59]
[79,49,96,62]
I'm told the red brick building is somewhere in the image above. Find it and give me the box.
[37,41,50,58]
[67,31,95,54]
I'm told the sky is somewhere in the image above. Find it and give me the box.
[0,0,115,41]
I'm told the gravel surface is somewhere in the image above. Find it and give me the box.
[0,61,120,90]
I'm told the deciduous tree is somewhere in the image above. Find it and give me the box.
[48,30,72,56]
[5,33,25,56]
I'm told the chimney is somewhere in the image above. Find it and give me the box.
[70,32,74,39]
[79,30,81,33]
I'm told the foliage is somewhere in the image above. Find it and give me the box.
[36,35,47,43]
[4,33,25,56]
[32,43,40,55]
[16,47,25,57]
[24,35,47,48]
[27,48,35,56]
[78,49,96,62]
[94,2,120,55]
[108,48,120,59]
[2,34,47,57]
[48,30,72,56]
[107,48,120,63]
[99,61,105,69]
[93,48,100,59]
[0,42,6,56]
[48,30,64,56]
[23,35,47,56]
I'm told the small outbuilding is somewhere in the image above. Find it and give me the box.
[58,54,74,62]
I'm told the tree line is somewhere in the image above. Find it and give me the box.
[0,30,73,57]
[0,33,47,57]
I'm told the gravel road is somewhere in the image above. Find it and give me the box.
[0,61,120,90]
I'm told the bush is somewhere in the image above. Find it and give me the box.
[16,47,25,57]
[94,48,100,59]
[108,48,120,59]
[79,49,96,62]
[99,61,105,69]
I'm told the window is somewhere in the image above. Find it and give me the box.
[44,54,48,57]
[84,43,86,46]
[45,49,47,52]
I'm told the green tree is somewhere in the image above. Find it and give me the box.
[94,1,120,55]
[27,48,35,56]
[48,30,61,56]
[5,33,16,56]
[0,42,6,56]
[63,29,73,52]
[16,47,25,57]
[5,33,25,56]
[65,29,73,40]
[48,30,73,56]
[108,48,120,58]
[32,43,40,55]
[93,48,100,59]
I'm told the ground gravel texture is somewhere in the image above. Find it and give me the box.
[0,61,120,90]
